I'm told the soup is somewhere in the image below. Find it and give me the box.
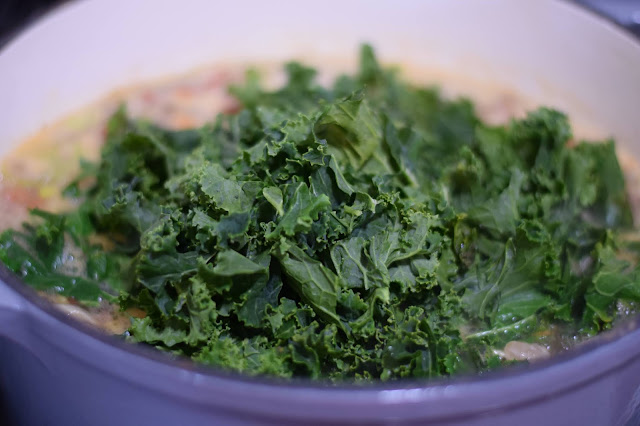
[1,46,639,381]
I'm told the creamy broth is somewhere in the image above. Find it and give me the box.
[2,61,639,356]
[4,62,640,226]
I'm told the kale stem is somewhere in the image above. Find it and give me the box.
[465,314,537,340]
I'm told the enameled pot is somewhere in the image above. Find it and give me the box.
[2,1,640,424]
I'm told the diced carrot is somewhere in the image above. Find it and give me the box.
[204,71,229,89]
[173,114,196,129]
[3,185,43,208]
[141,90,156,104]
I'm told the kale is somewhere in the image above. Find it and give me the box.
[2,45,640,381]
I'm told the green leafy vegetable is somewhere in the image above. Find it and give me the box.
[2,45,640,382]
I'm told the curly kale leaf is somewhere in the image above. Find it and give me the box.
[3,45,640,382]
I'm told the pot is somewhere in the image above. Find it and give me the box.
[1,1,640,425]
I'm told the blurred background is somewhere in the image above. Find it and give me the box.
[3,0,640,45]
[0,0,65,45]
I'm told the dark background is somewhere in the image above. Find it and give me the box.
[580,0,640,36]
[2,0,640,43]
[2,0,640,46]
[0,0,66,45]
